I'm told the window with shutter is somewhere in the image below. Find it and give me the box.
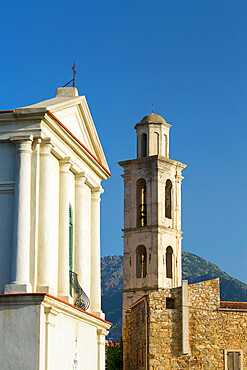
[225,350,242,370]
[69,205,73,296]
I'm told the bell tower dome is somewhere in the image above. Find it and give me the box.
[119,112,186,318]
[135,113,171,158]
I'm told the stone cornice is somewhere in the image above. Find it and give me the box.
[123,225,183,236]
[119,155,186,170]
[0,293,112,330]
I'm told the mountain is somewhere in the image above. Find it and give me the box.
[101,252,247,342]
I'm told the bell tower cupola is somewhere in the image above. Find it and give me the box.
[119,111,187,319]
[135,113,171,158]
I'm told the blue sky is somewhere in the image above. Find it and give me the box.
[1,1,247,283]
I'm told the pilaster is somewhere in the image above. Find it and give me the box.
[58,157,73,302]
[74,173,91,300]
[90,186,104,318]
[97,328,109,370]
[5,136,33,293]
[37,138,54,294]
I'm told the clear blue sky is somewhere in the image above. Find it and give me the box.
[1,1,247,283]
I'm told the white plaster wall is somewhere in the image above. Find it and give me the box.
[0,297,109,370]
[0,303,40,370]
[40,305,98,370]
[48,154,60,295]
[0,143,16,293]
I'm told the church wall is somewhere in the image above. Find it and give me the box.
[39,302,99,370]
[0,142,15,293]
[0,294,110,370]
[0,299,40,370]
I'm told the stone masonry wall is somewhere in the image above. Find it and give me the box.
[124,298,147,370]
[123,278,247,369]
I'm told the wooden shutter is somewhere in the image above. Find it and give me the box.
[227,352,234,369]
[69,205,73,295]
[227,351,241,370]
[234,352,241,370]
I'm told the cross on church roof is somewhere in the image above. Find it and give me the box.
[63,63,77,87]
[152,103,155,113]
[72,62,76,87]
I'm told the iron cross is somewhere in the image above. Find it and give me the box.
[72,63,77,87]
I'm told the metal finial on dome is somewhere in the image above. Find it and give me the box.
[152,103,155,113]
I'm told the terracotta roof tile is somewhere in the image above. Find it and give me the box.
[220,301,247,310]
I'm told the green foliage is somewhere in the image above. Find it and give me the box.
[106,337,123,370]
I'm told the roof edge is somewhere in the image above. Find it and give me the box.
[0,293,112,325]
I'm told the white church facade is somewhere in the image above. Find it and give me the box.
[0,87,111,369]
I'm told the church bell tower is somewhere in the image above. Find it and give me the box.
[119,113,186,313]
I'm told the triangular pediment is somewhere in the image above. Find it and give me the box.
[15,89,109,171]
[50,97,109,171]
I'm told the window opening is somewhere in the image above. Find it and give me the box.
[136,245,147,278]
[136,179,147,227]
[154,132,159,155]
[166,246,173,279]
[164,134,168,157]
[226,351,241,370]
[166,298,175,309]
[140,133,147,157]
[165,179,172,219]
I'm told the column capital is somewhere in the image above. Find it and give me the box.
[75,171,87,186]
[92,185,104,195]
[10,136,33,153]
[59,157,73,172]
[97,328,109,337]
[91,186,104,201]
[40,138,53,155]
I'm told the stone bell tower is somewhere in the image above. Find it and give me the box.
[119,113,186,314]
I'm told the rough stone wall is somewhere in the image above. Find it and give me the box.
[123,299,147,370]
[123,279,247,369]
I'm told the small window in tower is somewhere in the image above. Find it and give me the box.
[140,133,147,157]
[130,257,132,266]
[154,132,159,155]
[166,298,175,309]
[165,179,172,219]
[149,254,151,263]
[136,179,147,227]
[164,134,168,157]
[136,245,147,278]
[166,246,173,279]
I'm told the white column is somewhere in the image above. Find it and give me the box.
[37,139,53,293]
[90,186,104,317]
[5,138,33,293]
[58,158,72,301]
[97,329,108,370]
[74,173,91,298]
